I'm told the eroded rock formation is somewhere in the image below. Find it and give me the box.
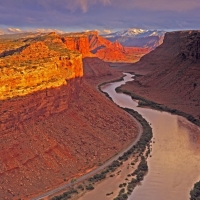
[62,35,92,57]
[63,31,150,63]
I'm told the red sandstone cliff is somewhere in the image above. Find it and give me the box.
[61,31,150,63]
[0,34,138,199]
[88,31,112,51]
[120,30,200,119]
[62,34,92,57]
[0,32,83,100]
[89,32,150,62]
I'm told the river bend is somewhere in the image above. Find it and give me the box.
[87,73,200,200]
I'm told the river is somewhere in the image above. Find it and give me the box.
[80,73,200,200]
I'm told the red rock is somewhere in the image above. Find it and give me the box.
[0,33,139,200]
[0,34,83,100]
[62,35,93,57]
[88,32,150,62]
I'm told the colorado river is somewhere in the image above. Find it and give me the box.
[81,73,200,200]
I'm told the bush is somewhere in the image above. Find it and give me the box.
[190,181,200,200]
[136,171,145,182]
[138,156,148,172]
[86,184,94,190]
[77,184,84,190]
[119,188,125,194]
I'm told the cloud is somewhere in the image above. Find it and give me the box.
[140,0,200,11]
[0,0,200,32]
[66,0,199,12]
[76,0,111,12]
[0,27,65,35]
[37,0,111,13]
[111,0,200,12]
[70,0,111,12]
[99,29,112,34]
[35,28,65,34]
[84,29,112,34]
[7,28,23,33]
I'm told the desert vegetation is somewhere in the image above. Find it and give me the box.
[116,87,200,127]
[190,181,200,200]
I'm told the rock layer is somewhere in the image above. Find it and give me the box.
[62,35,92,57]
[0,33,83,100]
[60,31,151,63]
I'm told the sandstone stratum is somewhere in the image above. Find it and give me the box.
[0,32,139,199]
[62,31,150,63]
[120,30,200,120]
[0,32,83,100]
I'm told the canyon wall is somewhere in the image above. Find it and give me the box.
[62,31,150,63]
[88,31,112,51]
[0,33,138,199]
[0,32,83,100]
[62,35,92,57]
[0,78,82,134]
[120,30,200,119]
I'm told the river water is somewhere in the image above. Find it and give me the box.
[81,73,200,200]
[104,73,200,200]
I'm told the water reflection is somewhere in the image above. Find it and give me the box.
[102,73,200,200]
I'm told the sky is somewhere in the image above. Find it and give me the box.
[0,0,200,34]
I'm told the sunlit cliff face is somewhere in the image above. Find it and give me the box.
[0,33,83,100]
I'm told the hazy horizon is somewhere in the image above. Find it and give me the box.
[0,0,200,34]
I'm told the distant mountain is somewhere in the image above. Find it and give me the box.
[102,28,166,49]
[103,28,165,38]
[87,31,150,63]
[119,30,200,120]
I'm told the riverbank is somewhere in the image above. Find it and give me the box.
[50,72,200,200]
[116,76,200,128]
[116,73,200,200]
[50,74,153,200]
[50,108,153,200]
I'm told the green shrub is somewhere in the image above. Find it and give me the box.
[86,184,94,190]
[190,181,200,200]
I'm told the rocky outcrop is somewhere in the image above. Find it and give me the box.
[61,31,150,63]
[94,46,127,62]
[88,32,150,63]
[0,78,82,134]
[180,31,200,61]
[0,33,83,100]
[62,35,92,57]
[120,30,200,119]
[83,57,118,78]
[89,32,112,51]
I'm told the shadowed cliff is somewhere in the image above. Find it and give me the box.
[120,30,200,120]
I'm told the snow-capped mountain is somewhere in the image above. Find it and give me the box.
[101,28,166,49]
[103,28,165,38]
[107,28,146,37]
